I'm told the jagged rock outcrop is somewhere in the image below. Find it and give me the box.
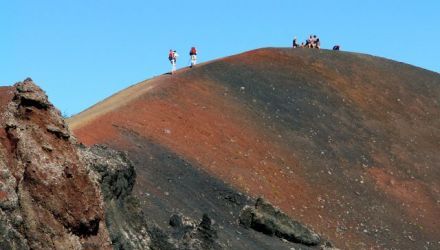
[0,79,112,249]
[81,145,152,249]
[83,145,225,250]
[239,197,321,246]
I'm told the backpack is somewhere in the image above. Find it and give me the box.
[168,51,174,60]
[190,47,197,56]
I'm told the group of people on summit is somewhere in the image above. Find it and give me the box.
[293,35,321,49]
[292,35,341,51]
[168,47,197,74]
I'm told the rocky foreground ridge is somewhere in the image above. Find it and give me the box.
[0,79,112,249]
[0,79,333,249]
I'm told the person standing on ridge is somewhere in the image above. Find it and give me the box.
[309,36,313,48]
[305,35,312,48]
[189,47,197,68]
[168,49,175,74]
[173,50,179,65]
[312,35,318,48]
[169,50,179,74]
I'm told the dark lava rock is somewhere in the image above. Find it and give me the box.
[196,214,220,249]
[169,214,184,228]
[83,145,136,201]
[83,145,224,249]
[168,213,222,250]
[82,145,152,249]
[240,197,321,246]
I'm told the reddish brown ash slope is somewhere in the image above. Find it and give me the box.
[69,48,440,249]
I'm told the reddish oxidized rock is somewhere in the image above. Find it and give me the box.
[0,79,112,249]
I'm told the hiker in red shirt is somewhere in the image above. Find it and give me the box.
[169,50,179,74]
[189,47,197,68]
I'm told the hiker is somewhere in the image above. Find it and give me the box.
[189,47,197,68]
[169,50,179,74]
[168,50,175,73]
[305,38,310,48]
[312,35,318,48]
[292,37,299,48]
[308,35,314,48]
[333,45,340,51]
[315,38,321,49]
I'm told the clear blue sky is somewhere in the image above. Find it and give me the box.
[2,1,439,115]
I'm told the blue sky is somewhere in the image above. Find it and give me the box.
[2,0,439,115]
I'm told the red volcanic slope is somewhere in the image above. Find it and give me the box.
[68,48,440,249]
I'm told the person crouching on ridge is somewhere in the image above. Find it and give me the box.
[315,38,321,49]
[189,47,197,68]
[292,37,299,48]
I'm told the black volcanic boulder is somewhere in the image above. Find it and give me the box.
[240,197,321,246]
[82,145,136,201]
[168,213,222,250]
[81,145,153,249]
